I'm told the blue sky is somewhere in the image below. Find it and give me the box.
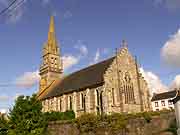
[0,0,180,112]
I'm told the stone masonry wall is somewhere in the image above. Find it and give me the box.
[48,112,175,135]
[103,47,151,114]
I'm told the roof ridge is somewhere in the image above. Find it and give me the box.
[151,90,177,101]
[64,56,115,77]
[155,90,176,95]
[41,56,115,100]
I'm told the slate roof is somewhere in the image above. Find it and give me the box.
[41,57,115,100]
[151,90,177,101]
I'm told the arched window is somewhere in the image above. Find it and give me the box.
[123,72,135,104]
[100,91,103,114]
[80,93,86,112]
[69,96,72,110]
[60,98,62,112]
[96,90,100,114]
[81,93,84,109]
[96,90,100,106]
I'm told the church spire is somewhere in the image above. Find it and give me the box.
[39,16,63,92]
[48,16,55,41]
[43,16,59,56]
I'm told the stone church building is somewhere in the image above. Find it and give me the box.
[37,16,151,117]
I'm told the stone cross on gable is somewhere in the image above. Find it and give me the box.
[121,40,128,48]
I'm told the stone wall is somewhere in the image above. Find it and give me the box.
[42,85,105,117]
[47,112,175,135]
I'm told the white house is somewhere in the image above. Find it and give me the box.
[172,90,180,135]
[151,90,176,111]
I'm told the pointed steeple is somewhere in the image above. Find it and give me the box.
[48,16,55,41]
[39,16,63,92]
[43,16,59,55]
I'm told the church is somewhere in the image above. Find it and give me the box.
[37,16,151,117]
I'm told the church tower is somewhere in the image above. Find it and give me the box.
[39,16,63,92]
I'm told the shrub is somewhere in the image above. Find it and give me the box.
[75,113,100,132]
[106,113,128,130]
[142,112,152,123]
[44,110,75,121]
[164,119,177,135]
[75,113,128,133]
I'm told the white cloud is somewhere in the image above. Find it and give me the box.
[89,48,110,65]
[170,74,180,89]
[74,40,88,56]
[89,49,101,65]
[64,10,73,19]
[0,109,7,114]
[62,55,80,70]
[0,95,9,101]
[161,28,180,67]
[15,71,40,88]
[61,40,89,71]
[102,48,110,55]
[94,49,100,62]
[140,67,168,96]
[80,45,88,55]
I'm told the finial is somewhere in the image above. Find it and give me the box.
[49,16,55,33]
[121,40,128,48]
[48,16,56,42]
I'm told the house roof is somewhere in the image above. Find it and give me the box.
[151,90,177,101]
[172,96,180,104]
[41,56,115,100]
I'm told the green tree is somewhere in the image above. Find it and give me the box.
[8,94,48,135]
[0,115,8,135]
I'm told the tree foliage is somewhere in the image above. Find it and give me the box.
[0,94,75,135]
[0,115,8,135]
[6,94,47,135]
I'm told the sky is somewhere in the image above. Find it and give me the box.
[0,0,180,113]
